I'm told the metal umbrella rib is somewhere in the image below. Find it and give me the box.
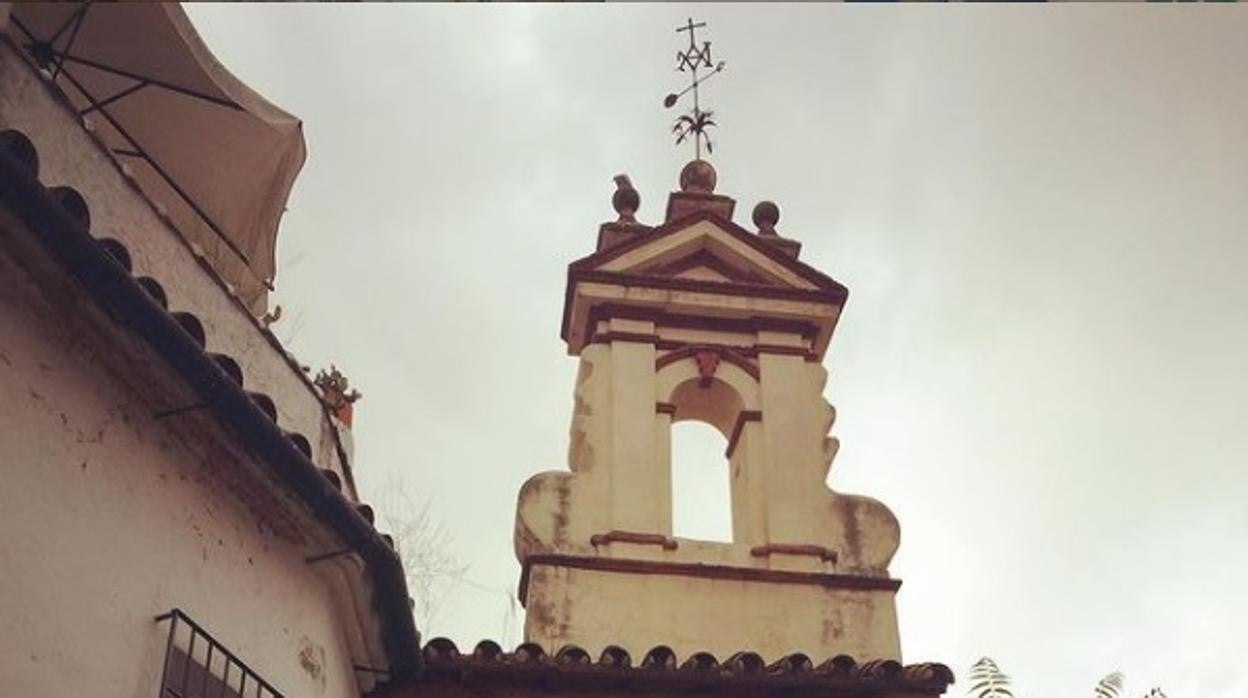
[10,11,251,267]
[7,2,307,308]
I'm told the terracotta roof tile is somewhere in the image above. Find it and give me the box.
[418,637,954,695]
[640,645,676,671]
[472,639,503,661]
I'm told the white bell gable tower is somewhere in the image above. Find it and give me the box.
[515,161,902,663]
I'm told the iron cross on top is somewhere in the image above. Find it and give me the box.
[676,18,712,72]
[664,18,726,160]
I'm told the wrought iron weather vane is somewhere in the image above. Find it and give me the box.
[664,18,726,161]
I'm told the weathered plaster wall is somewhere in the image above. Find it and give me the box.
[517,336,902,661]
[517,335,900,572]
[0,35,356,497]
[0,235,360,697]
[524,564,900,663]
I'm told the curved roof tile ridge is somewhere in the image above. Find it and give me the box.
[723,651,766,676]
[472,639,504,661]
[817,653,858,676]
[680,651,720,673]
[97,237,133,272]
[424,637,460,662]
[640,645,677,671]
[597,645,632,669]
[855,658,904,679]
[768,652,813,675]
[554,644,591,666]
[136,276,169,309]
[903,662,956,683]
[416,639,953,694]
[512,642,548,665]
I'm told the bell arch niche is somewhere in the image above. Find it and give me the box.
[669,421,732,542]
[656,352,763,547]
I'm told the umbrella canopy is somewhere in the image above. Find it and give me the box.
[7,2,306,312]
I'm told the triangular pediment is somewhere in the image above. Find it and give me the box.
[647,248,771,285]
[572,214,837,292]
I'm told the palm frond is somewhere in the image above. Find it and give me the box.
[671,108,720,153]
[968,657,1012,698]
[1094,671,1124,698]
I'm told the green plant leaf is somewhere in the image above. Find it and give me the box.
[968,657,1012,698]
[1094,671,1124,698]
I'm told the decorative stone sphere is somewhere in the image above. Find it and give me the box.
[612,179,640,221]
[679,159,717,194]
[752,200,780,235]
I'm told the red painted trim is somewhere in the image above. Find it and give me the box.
[750,344,818,361]
[587,331,814,374]
[568,208,845,293]
[695,350,720,387]
[663,190,737,224]
[588,304,820,340]
[518,554,901,602]
[596,221,653,251]
[571,269,847,304]
[646,248,771,285]
[726,410,762,458]
[750,543,838,563]
[564,267,841,349]
[656,346,759,381]
[559,209,851,346]
[590,331,660,346]
[564,292,832,347]
[590,530,679,550]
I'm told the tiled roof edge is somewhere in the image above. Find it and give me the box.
[418,637,954,692]
[0,129,420,682]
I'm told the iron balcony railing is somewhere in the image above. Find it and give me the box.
[155,609,284,698]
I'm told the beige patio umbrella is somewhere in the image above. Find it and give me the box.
[7,2,306,313]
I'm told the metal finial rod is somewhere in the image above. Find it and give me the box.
[665,18,723,160]
[664,62,725,108]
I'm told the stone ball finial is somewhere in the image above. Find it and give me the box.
[752,200,780,236]
[679,159,717,194]
[612,175,640,222]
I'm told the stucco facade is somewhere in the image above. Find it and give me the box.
[0,248,361,697]
[515,163,904,663]
[1,15,416,698]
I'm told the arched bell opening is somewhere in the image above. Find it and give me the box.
[658,365,759,546]
[668,376,743,439]
[670,420,733,543]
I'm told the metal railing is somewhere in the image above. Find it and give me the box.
[155,609,284,698]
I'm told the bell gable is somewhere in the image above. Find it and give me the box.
[561,210,848,356]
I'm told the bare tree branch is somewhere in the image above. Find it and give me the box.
[374,473,468,634]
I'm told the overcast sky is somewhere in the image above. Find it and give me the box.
[186,6,1247,697]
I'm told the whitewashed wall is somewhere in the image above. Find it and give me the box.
[0,35,356,497]
[0,30,373,698]
[0,218,361,698]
